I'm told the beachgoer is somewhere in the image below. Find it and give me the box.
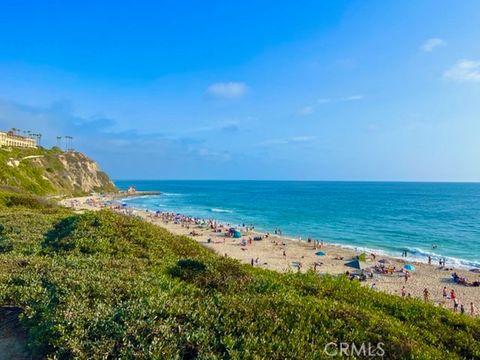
[428,256,431,265]
[453,299,459,312]
[283,250,286,257]
[251,258,254,266]
[442,287,447,299]
[423,288,429,302]
[460,304,465,314]
[401,286,406,298]
[471,302,475,316]
[407,293,412,298]
[450,289,456,301]
[404,271,409,283]
[371,283,377,290]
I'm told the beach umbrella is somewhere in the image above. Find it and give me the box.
[315,251,326,256]
[345,259,366,270]
[403,264,416,271]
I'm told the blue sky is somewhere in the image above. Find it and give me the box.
[0,1,479,181]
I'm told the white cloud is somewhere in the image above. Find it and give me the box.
[343,94,365,101]
[207,82,248,98]
[299,106,314,115]
[196,148,232,161]
[258,135,316,147]
[421,38,446,52]
[291,136,315,142]
[299,95,363,115]
[187,120,240,133]
[444,59,480,82]
[317,98,331,104]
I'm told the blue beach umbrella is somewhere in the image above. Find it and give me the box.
[315,251,326,256]
[404,264,416,271]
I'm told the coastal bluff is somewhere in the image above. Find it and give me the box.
[0,147,117,196]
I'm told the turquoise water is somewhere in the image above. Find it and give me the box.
[115,181,480,268]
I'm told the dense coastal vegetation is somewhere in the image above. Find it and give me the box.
[0,188,479,359]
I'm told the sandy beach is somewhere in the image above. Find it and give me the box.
[61,194,480,317]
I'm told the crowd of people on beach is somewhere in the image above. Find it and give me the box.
[63,197,479,318]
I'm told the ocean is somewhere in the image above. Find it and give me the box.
[115,180,480,269]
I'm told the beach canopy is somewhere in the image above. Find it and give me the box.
[233,230,242,238]
[345,259,367,270]
[403,264,416,271]
[315,251,326,256]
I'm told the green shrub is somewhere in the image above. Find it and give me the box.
[0,195,478,359]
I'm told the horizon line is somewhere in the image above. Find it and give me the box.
[112,179,480,184]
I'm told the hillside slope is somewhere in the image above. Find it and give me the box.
[0,147,117,195]
[0,190,478,359]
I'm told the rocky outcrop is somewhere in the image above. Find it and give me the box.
[29,151,117,195]
[0,147,117,196]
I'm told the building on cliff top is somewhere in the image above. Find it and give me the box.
[0,131,37,149]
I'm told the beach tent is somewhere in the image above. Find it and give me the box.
[345,259,367,270]
[403,264,416,271]
[233,230,242,238]
[315,251,326,256]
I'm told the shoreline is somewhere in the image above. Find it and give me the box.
[61,194,480,317]
[121,196,480,271]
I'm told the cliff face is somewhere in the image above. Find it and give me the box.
[0,147,117,196]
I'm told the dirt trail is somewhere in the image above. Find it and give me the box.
[0,307,32,360]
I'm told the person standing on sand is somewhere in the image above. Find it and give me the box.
[450,289,456,301]
[423,288,429,302]
[283,249,286,257]
[460,304,465,314]
[404,271,409,283]
[453,299,459,312]
[442,287,447,299]
[401,286,406,298]
[471,302,475,316]
[428,256,431,264]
